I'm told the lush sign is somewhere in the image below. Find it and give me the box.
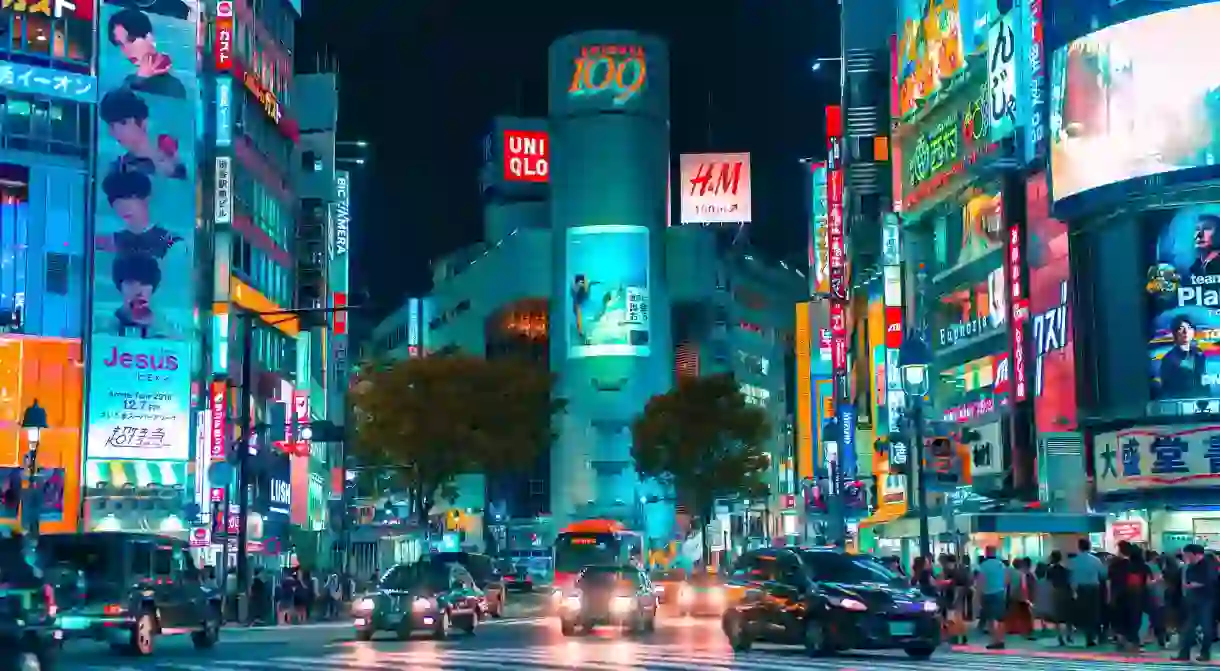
[900,73,998,210]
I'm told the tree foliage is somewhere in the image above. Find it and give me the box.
[351,353,565,524]
[631,373,771,560]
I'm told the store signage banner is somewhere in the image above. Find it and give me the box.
[1008,220,1029,401]
[86,335,191,462]
[209,380,226,460]
[214,156,232,224]
[969,421,1004,477]
[565,225,650,358]
[0,63,97,104]
[215,76,232,148]
[881,214,901,266]
[810,162,830,295]
[503,130,549,183]
[1020,0,1046,163]
[827,133,846,300]
[679,152,752,224]
[986,10,1018,144]
[1094,424,1220,493]
[214,1,232,71]
[1027,174,1076,431]
[830,301,847,373]
[1146,205,1220,401]
[900,72,998,211]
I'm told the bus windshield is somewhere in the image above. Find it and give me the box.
[553,533,622,574]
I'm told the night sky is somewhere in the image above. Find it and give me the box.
[296,1,839,322]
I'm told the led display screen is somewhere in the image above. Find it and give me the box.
[1027,174,1077,431]
[1049,3,1220,202]
[1146,204,1220,401]
[565,225,650,358]
[86,0,196,464]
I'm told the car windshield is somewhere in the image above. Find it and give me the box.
[34,536,112,580]
[384,564,448,592]
[800,552,905,585]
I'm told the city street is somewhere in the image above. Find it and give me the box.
[56,612,1212,671]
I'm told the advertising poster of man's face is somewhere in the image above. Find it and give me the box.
[1146,205,1220,400]
[93,0,196,342]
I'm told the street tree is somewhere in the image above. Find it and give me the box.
[630,373,771,566]
[351,353,565,526]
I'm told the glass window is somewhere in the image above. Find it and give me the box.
[24,14,51,55]
[131,542,153,577]
[152,546,173,576]
[799,551,904,585]
[64,17,91,62]
[48,100,76,145]
[5,98,32,137]
[10,15,24,52]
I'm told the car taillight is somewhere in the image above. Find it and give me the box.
[42,584,56,617]
[103,604,123,616]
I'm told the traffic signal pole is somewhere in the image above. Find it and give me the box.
[234,312,254,624]
[912,402,930,561]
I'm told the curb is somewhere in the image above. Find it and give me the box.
[950,643,1217,665]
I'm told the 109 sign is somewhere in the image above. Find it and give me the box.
[568,44,647,106]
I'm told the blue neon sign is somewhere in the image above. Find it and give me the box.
[0,63,97,104]
[216,77,233,148]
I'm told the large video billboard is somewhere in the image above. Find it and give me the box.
[678,153,752,224]
[1146,205,1220,401]
[565,225,650,358]
[1027,174,1077,431]
[1049,3,1220,203]
[87,1,197,464]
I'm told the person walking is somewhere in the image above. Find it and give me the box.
[1109,541,1151,651]
[1067,538,1106,646]
[976,546,1009,650]
[1174,544,1215,662]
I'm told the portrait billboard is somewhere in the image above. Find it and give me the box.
[679,152,752,224]
[1027,174,1077,431]
[1146,205,1220,401]
[88,0,197,464]
[1048,3,1220,203]
[86,335,191,462]
[565,225,650,358]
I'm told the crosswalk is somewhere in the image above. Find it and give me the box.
[75,644,1205,671]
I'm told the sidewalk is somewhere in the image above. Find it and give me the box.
[951,635,1219,665]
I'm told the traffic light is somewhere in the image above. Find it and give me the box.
[928,438,961,487]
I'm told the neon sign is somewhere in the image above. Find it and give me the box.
[243,72,281,125]
[568,44,646,106]
[215,1,233,72]
[1,0,93,20]
[901,76,997,210]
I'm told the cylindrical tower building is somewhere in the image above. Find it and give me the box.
[547,32,673,535]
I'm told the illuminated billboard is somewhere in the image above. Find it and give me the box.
[1027,174,1076,432]
[896,0,994,118]
[809,162,829,295]
[503,130,549,183]
[565,225,650,358]
[549,31,668,120]
[1146,205,1220,401]
[88,0,197,466]
[678,153,752,224]
[1049,3,1220,203]
[86,335,191,461]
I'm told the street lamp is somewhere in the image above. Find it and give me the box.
[20,400,48,541]
[898,331,933,561]
[810,57,843,73]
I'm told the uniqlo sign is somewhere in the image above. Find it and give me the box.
[214,3,233,71]
[503,130,548,182]
[885,307,904,349]
[830,302,848,373]
[1008,223,1029,401]
[209,380,227,460]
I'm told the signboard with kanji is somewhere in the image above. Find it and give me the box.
[1094,425,1220,494]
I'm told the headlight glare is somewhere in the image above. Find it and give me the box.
[412,596,434,612]
[831,596,868,612]
[922,600,939,613]
[354,598,376,612]
[611,595,634,613]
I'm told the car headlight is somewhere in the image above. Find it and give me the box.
[611,595,634,613]
[412,597,434,612]
[354,598,376,613]
[551,589,564,603]
[563,595,581,610]
[922,600,939,613]
[829,596,868,612]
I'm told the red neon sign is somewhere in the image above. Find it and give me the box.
[503,130,549,183]
[826,106,846,300]
[2,0,93,21]
[830,302,847,373]
[333,292,348,335]
[214,2,233,72]
[1008,222,1029,402]
[569,44,646,106]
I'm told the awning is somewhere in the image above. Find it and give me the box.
[85,460,188,490]
[859,506,907,529]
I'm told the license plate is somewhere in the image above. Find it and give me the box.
[889,621,915,637]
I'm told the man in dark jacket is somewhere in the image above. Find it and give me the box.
[1175,544,1215,662]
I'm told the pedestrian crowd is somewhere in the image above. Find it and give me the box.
[202,565,356,626]
[894,539,1220,662]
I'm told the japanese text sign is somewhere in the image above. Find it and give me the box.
[215,77,233,147]
[1094,425,1220,493]
[1,0,92,20]
[214,2,233,72]
[85,336,191,462]
[1009,222,1029,401]
[986,10,1018,144]
[1021,0,1046,163]
[214,157,232,224]
[827,145,846,299]
[900,72,998,211]
[0,63,97,104]
[209,380,226,460]
[830,301,847,373]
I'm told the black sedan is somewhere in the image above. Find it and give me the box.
[722,547,940,659]
[558,565,658,636]
[352,561,483,641]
